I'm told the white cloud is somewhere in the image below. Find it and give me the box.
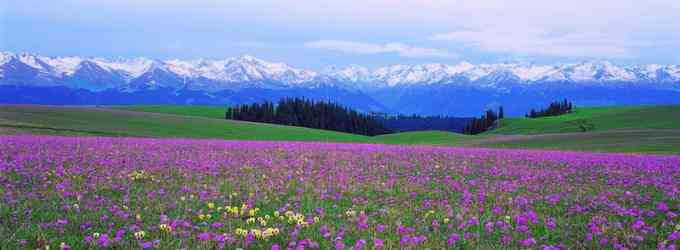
[304,40,457,58]
[428,29,639,58]
[6,0,680,62]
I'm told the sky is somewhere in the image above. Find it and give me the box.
[2,0,680,69]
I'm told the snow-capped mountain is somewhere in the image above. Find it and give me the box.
[3,51,680,91]
[1,51,680,116]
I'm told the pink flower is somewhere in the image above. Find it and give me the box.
[334,240,345,250]
[197,232,211,241]
[375,224,386,233]
[373,238,383,250]
[656,202,669,212]
[520,237,536,247]
[447,233,460,246]
[96,234,110,248]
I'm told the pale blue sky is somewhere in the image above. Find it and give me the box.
[2,0,679,69]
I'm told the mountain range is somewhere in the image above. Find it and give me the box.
[2,51,680,116]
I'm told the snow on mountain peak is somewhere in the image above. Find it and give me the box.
[324,65,371,83]
[0,51,15,65]
[39,56,84,75]
[1,51,679,91]
[93,57,153,78]
[564,61,636,82]
[17,53,47,70]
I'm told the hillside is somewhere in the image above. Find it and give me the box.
[489,106,680,134]
[116,105,230,119]
[0,105,371,143]
[2,105,680,154]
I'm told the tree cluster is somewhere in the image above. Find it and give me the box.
[226,98,391,136]
[526,99,573,118]
[463,106,504,135]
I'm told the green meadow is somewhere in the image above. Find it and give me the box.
[2,105,680,154]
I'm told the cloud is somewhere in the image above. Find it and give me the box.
[304,40,457,59]
[428,29,642,58]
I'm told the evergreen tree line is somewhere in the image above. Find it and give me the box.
[225,98,392,136]
[463,106,504,135]
[526,99,573,118]
[374,114,472,133]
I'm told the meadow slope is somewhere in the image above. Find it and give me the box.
[0,105,370,143]
[489,106,680,134]
[2,105,680,154]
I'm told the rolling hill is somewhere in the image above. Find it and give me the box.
[116,105,230,119]
[489,105,680,134]
[0,105,371,142]
[1,105,679,154]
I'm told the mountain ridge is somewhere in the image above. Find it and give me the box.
[3,51,680,91]
[2,51,680,116]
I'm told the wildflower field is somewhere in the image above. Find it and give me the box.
[1,135,679,249]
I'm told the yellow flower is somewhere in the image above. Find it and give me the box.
[251,229,262,238]
[443,218,450,224]
[504,215,512,223]
[198,214,206,220]
[136,214,142,221]
[274,211,280,217]
[675,223,680,231]
[248,208,259,217]
[234,228,247,236]
[159,224,172,233]
[313,216,320,223]
[134,231,146,240]
[246,217,256,224]
[262,228,275,238]
[207,202,215,209]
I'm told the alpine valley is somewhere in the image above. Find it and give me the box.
[2,51,680,116]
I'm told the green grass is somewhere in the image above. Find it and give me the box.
[114,105,230,119]
[489,105,680,134]
[2,105,680,154]
[474,130,680,154]
[0,105,372,143]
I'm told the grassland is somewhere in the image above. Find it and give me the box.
[0,105,371,143]
[489,105,680,134]
[115,105,230,119]
[2,104,680,154]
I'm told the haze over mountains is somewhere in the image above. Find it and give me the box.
[2,51,680,116]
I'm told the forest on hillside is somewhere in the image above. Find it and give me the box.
[226,98,391,136]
